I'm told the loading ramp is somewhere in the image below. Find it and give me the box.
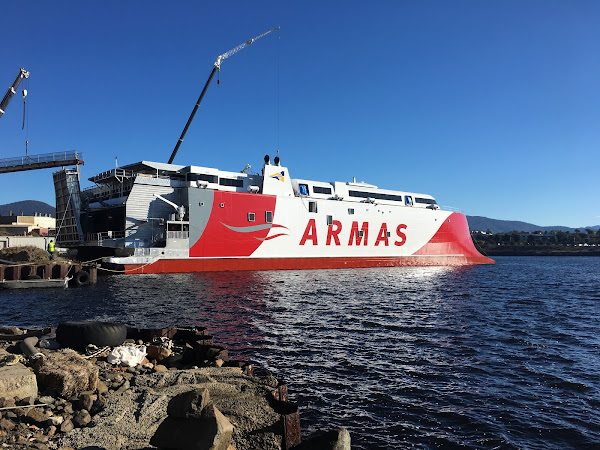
[0,150,83,174]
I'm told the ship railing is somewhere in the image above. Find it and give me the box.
[86,230,125,243]
[134,247,153,257]
[0,150,82,168]
[441,205,464,213]
[167,231,189,240]
[89,168,135,184]
[82,183,132,200]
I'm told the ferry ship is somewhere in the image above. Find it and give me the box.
[53,155,494,273]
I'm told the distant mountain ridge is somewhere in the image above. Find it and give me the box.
[0,200,55,217]
[0,201,598,234]
[466,215,600,234]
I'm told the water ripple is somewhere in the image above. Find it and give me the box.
[1,256,600,448]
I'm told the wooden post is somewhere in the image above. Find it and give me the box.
[60,264,72,279]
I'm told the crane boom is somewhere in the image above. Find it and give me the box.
[0,68,29,119]
[168,27,279,165]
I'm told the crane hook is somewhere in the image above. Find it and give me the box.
[22,89,27,130]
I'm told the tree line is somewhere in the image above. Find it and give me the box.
[472,229,600,247]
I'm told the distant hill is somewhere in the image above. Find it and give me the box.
[0,200,55,217]
[466,215,600,234]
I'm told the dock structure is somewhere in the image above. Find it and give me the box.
[0,151,83,174]
[0,262,97,287]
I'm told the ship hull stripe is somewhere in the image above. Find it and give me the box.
[122,254,493,274]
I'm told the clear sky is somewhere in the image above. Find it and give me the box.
[0,1,598,228]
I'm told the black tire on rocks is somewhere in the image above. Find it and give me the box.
[56,321,127,350]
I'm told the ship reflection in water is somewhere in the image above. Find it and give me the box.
[1,257,599,449]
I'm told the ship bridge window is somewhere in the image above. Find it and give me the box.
[219,178,244,187]
[299,184,309,195]
[415,197,437,205]
[265,211,273,223]
[187,173,218,183]
[405,196,413,206]
[349,190,402,202]
[313,186,332,195]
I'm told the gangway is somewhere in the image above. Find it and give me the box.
[0,150,83,174]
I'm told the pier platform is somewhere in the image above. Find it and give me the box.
[0,262,96,287]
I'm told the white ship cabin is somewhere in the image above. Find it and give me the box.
[79,157,438,249]
[290,178,439,209]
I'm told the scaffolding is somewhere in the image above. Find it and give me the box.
[53,168,84,246]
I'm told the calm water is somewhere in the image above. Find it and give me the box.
[2,256,599,449]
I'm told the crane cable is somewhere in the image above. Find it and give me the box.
[22,76,29,154]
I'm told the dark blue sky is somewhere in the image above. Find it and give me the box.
[1,1,598,227]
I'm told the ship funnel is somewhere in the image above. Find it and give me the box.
[274,156,280,166]
[264,154,270,164]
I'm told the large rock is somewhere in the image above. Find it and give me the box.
[150,403,233,450]
[55,368,283,449]
[294,427,351,450]
[167,388,210,419]
[0,362,38,402]
[146,345,171,362]
[33,349,98,397]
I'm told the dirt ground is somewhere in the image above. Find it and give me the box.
[0,246,67,265]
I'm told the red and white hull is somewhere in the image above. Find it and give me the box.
[108,187,493,274]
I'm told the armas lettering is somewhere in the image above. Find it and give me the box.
[300,220,407,246]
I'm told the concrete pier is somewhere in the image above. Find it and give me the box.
[0,263,97,286]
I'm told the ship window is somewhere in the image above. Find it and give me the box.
[386,231,391,238]
[309,201,317,213]
[168,223,182,231]
[348,208,354,215]
[188,173,218,183]
[183,224,189,232]
[326,215,333,226]
[415,197,437,205]
[219,178,244,187]
[248,213,255,222]
[349,190,403,202]
[265,211,273,223]
[313,186,332,195]
[358,230,364,237]
[299,184,309,195]
[405,196,413,206]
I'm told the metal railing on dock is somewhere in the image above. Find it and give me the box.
[0,151,83,174]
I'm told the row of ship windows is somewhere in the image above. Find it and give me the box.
[299,184,436,206]
[247,211,273,223]
[349,190,436,205]
[188,173,244,187]
[188,174,436,207]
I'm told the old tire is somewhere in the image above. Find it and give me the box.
[74,270,90,286]
[56,321,127,350]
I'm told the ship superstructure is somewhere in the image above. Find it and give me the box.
[53,155,493,273]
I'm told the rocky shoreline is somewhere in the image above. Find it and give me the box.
[0,324,350,449]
